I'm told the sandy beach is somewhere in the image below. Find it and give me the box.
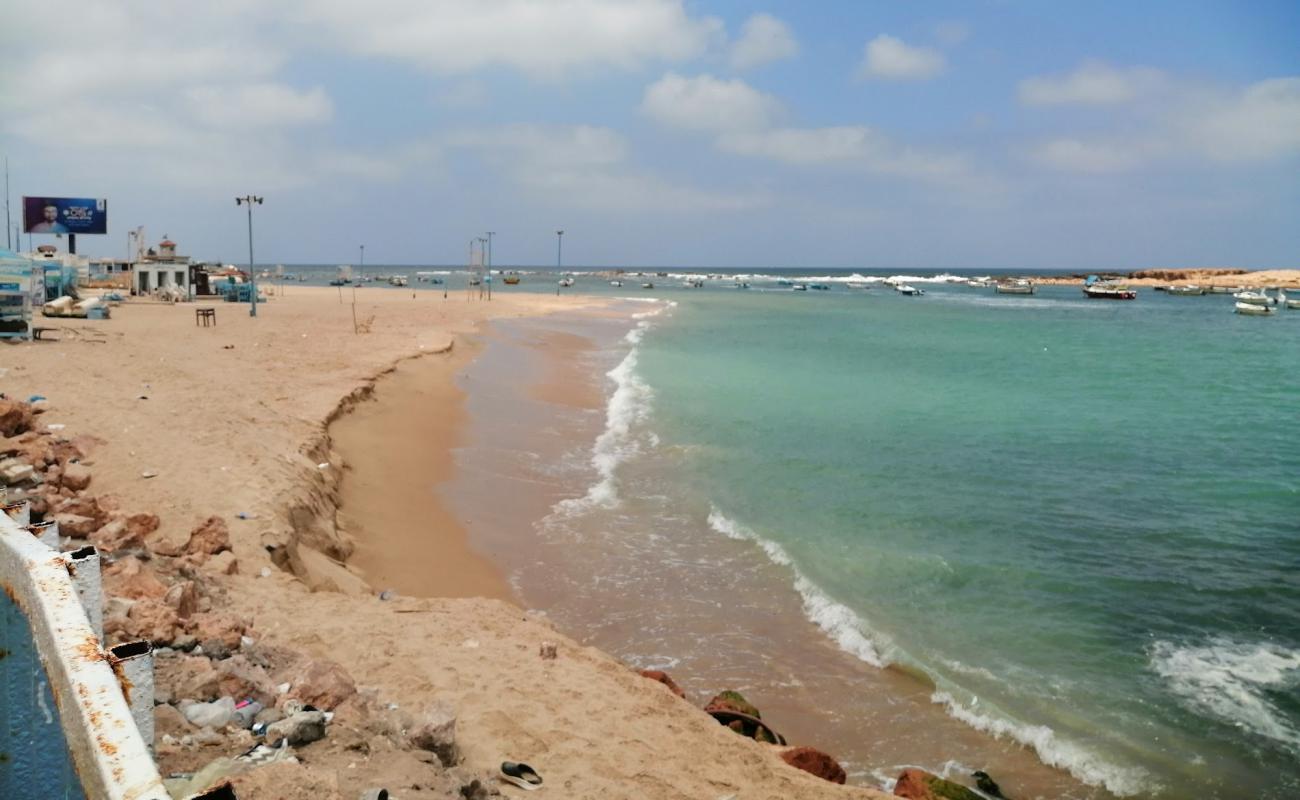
[3,286,892,799]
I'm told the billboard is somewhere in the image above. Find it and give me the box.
[22,196,108,235]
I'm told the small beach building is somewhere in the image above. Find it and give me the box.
[133,237,192,298]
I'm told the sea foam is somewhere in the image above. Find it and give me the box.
[706,507,886,667]
[1150,637,1300,753]
[706,504,1152,797]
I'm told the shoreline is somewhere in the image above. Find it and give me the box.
[3,287,891,799]
[330,304,1123,798]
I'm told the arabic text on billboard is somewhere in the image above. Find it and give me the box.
[22,197,108,235]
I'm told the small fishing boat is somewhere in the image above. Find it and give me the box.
[1234,301,1275,316]
[895,284,924,296]
[1208,286,1243,294]
[1232,289,1277,306]
[558,277,574,288]
[503,272,521,285]
[734,282,750,289]
[809,283,830,291]
[641,282,654,289]
[995,280,1035,295]
[1166,285,1205,296]
[388,275,408,287]
[609,280,623,287]
[791,284,808,291]
[777,279,794,287]
[1082,275,1136,300]
[846,281,871,289]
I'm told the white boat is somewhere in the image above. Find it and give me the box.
[895,284,924,296]
[388,275,408,287]
[791,284,808,291]
[558,277,574,288]
[609,280,623,287]
[846,281,871,289]
[1166,285,1205,296]
[1233,289,1277,306]
[1286,299,1300,310]
[641,282,654,289]
[1209,286,1244,294]
[995,280,1035,295]
[1234,301,1275,316]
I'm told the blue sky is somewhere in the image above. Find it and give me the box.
[2,1,1297,269]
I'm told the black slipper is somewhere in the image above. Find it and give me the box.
[500,761,543,790]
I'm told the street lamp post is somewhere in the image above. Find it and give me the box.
[360,244,365,279]
[485,231,495,273]
[235,195,263,317]
[556,229,564,270]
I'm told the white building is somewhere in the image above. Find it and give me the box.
[133,238,192,297]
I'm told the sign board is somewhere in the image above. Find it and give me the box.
[22,197,109,235]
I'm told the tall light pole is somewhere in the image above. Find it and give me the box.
[556,229,564,270]
[359,244,365,279]
[485,231,495,273]
[235,195,263,317]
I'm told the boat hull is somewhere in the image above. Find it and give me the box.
[1083,287,1136,300]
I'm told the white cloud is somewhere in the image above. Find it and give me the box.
[1019,61,1166,106]
[641,73,782,133]
[184,84,333,128]
[858,35,945,81]
[1186,77,1300,161]
[296,0,724,76]
[719,126,971,181]
[729,13,799,70]
[1031,139,1144,173]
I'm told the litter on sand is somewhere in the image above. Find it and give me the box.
[500,762,543,791]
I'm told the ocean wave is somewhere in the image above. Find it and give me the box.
[1150,637,1300,753]
[706,507,886,667]
[554,321,656,515]
[930,692,1152,797]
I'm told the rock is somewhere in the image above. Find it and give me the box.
[61,463,92,491]
[159,655,221,701]
[215,655,278,707]
[704,690,777,743]
[0,399,34,437]
[0,460,35,485]
[288,658,356,710]
[125,599,181,644]
[409,701,458,767]
[52,512,97,538]
[154,704,195,738]
[183,696,236,729]
[164,580,199,618]
[192,727,226,746]
[893,768,985,800]
[90,519,144,553]
[104,557,169,601]
[973,771,1006,798]
[780,747,846,784]
[186,516,231,556]
[264,710,327,747]
[254,707,285,726]
[639,669,686,699]
[127,512,160,539]
[52,495,110,528]
[188,612,247,652]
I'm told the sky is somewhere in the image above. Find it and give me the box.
[1,0,1297,269]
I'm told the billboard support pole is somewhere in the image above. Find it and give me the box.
[68,234,76,255]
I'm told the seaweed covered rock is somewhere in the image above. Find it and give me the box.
[704,690,779,744]
[893,768,984,800]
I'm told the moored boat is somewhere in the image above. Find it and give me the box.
[558,277,574,288]
[1232,289,1277,306]
[895,284,924,296]
[503,272,521,285]
[1234,301,1275,316]
[995,280,1035,295]
[641,282,654,289]
[1083,275,1136,300]
[1166,285,1205,296]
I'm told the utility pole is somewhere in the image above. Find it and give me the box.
[360,244,365,279]
[4,157,10,251]
[235,195,263,317]
[485,231,495,273]
[556,229,564,270]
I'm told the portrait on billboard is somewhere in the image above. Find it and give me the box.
[22,197,108,235]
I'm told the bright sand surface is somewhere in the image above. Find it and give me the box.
[2,286,890,799]
[1032,268,1300,286]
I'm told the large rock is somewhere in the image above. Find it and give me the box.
[263,710,327,747]
[215,655,279,707]
[408,702,458,767]
[124,599,181,644]
[183,696,236,729]
[0,399,34,437]
[288,658,356,710]
[780,747,846,784]
[159,654,221,702]
[186,516,231,556]
[893,768,984,800]
[91,517,149,553]
[164,580,199,618]
[61,463,92,491]
[52,512,97,538]
[154,703,195,738]
[639,669,686,699]
[188,612,247,653]
[53,495,110,528]
[104,557,169,600]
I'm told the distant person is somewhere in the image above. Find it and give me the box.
[30,203,68,234]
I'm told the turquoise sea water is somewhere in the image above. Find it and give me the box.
[523,276,1298,798]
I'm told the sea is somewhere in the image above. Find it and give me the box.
[308,264,1300,798]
